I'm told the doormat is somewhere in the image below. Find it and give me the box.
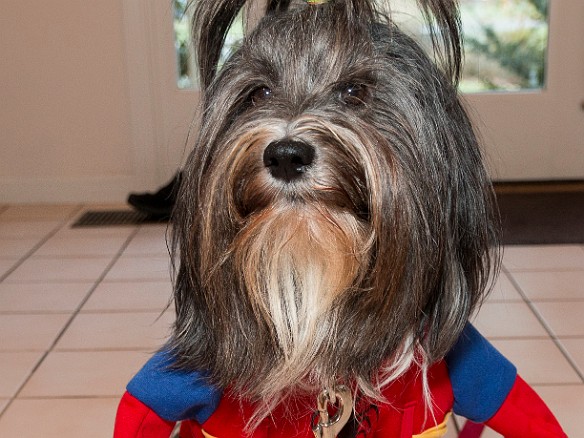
[72,210,166,227]
[495,182,584,245]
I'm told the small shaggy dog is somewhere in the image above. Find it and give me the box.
[114,1,566,437]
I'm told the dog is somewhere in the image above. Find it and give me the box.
[114,1,566,437]
[171,0,496,412]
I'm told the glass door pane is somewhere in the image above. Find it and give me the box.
[460,0,549,93]
[174,0,195,89]
[173,0,244,89]
[385,0,550,94]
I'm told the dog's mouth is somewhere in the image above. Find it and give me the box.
[230,132,371,224]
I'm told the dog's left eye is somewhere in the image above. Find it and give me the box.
[339,84,369,106]
[250,86,273,105]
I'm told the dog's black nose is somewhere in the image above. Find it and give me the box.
[263,140,315,182]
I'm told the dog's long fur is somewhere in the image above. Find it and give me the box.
[170,0,499,427]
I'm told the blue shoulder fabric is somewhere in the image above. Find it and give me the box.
[126,349,222,423]
[445,323,517,423]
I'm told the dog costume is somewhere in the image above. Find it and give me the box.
[114,324,566,437]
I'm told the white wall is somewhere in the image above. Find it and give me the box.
[0,0,161,203]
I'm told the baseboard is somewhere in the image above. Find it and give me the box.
[493,180,584,194]
[0,175,144,204]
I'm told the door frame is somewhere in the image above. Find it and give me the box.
[122,0,200,193]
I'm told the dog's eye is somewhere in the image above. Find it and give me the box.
[339,84,368,106]
[250,86,272,105]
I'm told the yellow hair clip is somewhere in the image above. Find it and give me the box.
[306,0,328,4]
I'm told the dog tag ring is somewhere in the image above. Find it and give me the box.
[312,385,353,438]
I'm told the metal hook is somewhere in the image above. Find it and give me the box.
[312,385,353,438]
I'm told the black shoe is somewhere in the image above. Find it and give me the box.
[127,172,182,219]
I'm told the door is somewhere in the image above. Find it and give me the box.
[131,0,584,184]
[463,0,584,181]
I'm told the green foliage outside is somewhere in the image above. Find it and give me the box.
[173,0,549,93]
[460,0,549,92]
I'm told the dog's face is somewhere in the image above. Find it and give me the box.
[171,0,499,415]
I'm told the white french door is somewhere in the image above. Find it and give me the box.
[465,1,584,181]
[128,0,584,184]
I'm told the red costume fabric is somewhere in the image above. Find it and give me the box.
[114,325,567,437]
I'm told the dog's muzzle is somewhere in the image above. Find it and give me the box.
[263,140,315,182]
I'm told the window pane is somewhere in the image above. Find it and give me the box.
[174,1,549,93]
[173,1,244,89]
[174,0,194,89]
[384,0,549,93]
[460,0,549,93]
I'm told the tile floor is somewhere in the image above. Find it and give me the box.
[0,204,582,437]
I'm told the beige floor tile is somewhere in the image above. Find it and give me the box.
[135,223,171,235]
[123,225,171,256]
[82,280,172,312]
[0,282,93,313]
[0,237,43,258]
[471,302,548,339]
[104,255,172,281]
[485,271,523,302]
[490,339,581,385]
[4,256,112,283]
[558,338,584,376]
[0,397,120,438]
[0,352,43,397]
[0,398,8,414]
[0,220,61,238]
[512,270,584,301]
[19,350,149,398]
[503,245,584,272]
[55,311,173,351]
[54,223,136,239]
[533,301,584,337]
[0,314,70,351]
[0,258,19,278]
[34,234,130,257]
[0,204,80,221]
[531,385,584,438]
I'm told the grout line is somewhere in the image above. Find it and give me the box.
[14,395,124,401]
[0,220,141,420]
[531,382,584,388]
[0,205,85,283]
[0,206,80,417]
[503,266,584,383]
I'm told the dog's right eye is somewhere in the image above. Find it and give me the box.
[250,86,272,105]
[339,83,369,107]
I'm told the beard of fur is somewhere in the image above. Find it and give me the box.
[233,203,367,399]
[202,117,380,400]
